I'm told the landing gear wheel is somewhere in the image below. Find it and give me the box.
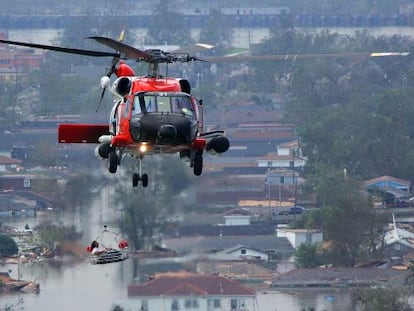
[193,151,203,176]
[108,152,118,173]
[142,174,148,187]
[132,173,148,187]
[132,173,139,187]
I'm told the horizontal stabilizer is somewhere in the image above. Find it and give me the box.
[58,124,109,143]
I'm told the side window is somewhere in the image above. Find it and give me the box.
[133,96,142,114]
[124,99,130,118]
[140,300,148,311]
[230,299,237,310]
[171,299,179,311]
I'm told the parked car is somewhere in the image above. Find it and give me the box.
[276,206,305,216]
[276,209,291,216]
[289,206,305,214]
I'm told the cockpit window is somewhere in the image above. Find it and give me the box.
[157,97,170,113]
[135,93,195,116]
[171,96,194,116]
[145,96,156,112]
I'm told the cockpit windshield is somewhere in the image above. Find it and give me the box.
[133,93,195,117]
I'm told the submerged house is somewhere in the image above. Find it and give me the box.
[381,215,414,259]
[364,175,412,207]
[128,272,257,311]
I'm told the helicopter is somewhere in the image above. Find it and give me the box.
[0,34,232,187]
[0,34,409,187]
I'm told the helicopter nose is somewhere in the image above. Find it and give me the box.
[158,125,177,141]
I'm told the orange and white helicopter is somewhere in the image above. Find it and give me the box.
[0,34,408,187]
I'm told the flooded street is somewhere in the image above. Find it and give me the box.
[1,189,357,311]
[2,260,130,310]
[1,257,356,311]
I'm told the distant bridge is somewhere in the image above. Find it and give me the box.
[0,13,413,29]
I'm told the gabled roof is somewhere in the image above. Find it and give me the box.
[0,155,21,165]
[165,235,295,257]
[223,208,251,216]
[128,272,255,297]
[219,244,266,255]
[364,175,410,188]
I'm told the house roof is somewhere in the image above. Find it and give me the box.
[223,208,251,216]
[364,175,410,188]
[0,155,21,165]
[128,272,255,297]
[165,235,295,257]
[271,267,409,288]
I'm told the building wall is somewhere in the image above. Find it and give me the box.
[224,215,251,226]
[228,247,269,261]
[134,295,256,311]
[276,229,323,249]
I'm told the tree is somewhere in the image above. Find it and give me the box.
[0,234,18,257]
[294,243,321,268]
[145,0,193,46]
[300,173,387,266]
[199,8,234,54]
[114,155,191,251]
[351,288,412,311]
[34,222,82,250]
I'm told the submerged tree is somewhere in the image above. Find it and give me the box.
[113,155,192,250]
[351,287,412,311]
[299,172,387,266]
[0,234,18,257]
[294,243,321,268]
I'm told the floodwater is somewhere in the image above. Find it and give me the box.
[0,189,357,311]
[1,259,356,311]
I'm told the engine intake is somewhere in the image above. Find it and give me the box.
[95,143,112,159]
[116,77,132,96]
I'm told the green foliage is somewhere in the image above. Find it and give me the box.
[294,243,321,268]
[114,155,191,251]
[199,8,234,53]
[299,174,387,266]
[351,287,412,311]
[250,28,414,183]
[0,234,18,257]
[145,0,193,46]
[405,263,414,289]
[34,222,82,249]
[59,173,99,210]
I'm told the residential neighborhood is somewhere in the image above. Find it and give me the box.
[1,1,414,309]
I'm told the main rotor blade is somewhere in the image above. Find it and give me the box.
[0,39,118,57]
[200,52,410,62]
[88,36,154,61]
[96,88,107,113]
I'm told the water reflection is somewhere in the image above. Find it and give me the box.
[2,259,131,310]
